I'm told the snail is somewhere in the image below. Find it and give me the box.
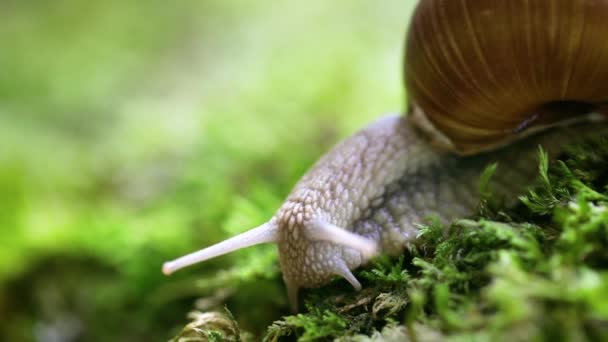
[163,0,608,310]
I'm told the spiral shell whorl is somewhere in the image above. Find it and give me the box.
[405,0,608,154]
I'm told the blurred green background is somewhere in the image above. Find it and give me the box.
[0,0,417,340]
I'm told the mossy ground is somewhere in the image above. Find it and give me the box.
[174,139,608,341]
[2,1,607,341]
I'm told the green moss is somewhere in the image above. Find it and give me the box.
[170,309,248,342]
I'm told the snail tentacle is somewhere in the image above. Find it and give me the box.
[306,220,378,260]
[333,259,362,291]
[162,221,278,275]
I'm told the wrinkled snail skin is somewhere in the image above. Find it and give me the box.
[163,0,608,311]
[277,113,606,308]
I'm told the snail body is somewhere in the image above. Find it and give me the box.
[163,0,608,310]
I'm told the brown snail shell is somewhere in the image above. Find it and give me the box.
[405,0,608,155]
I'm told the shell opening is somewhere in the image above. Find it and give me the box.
[516,101,597,134]
[538,101,595,116]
